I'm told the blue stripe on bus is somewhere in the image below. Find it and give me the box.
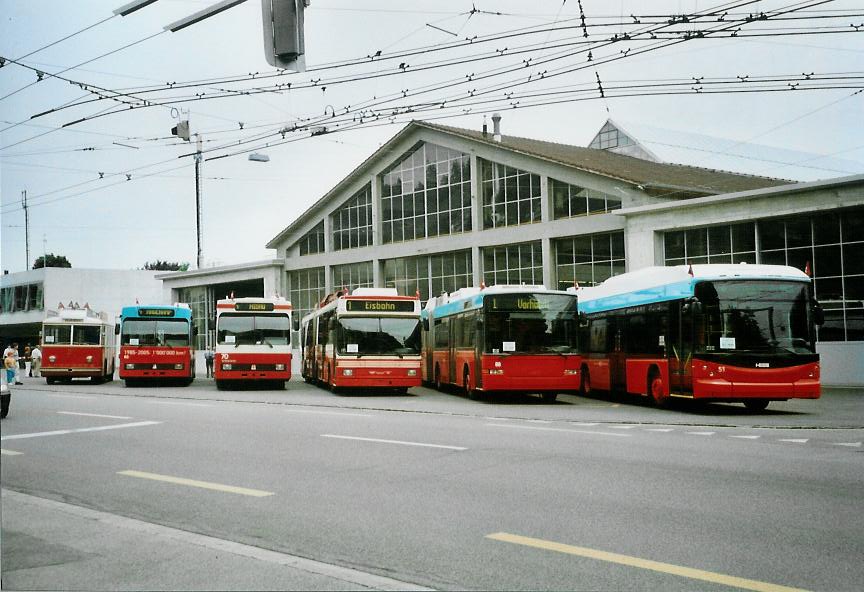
[425,293,485,320]
[119,305,193,320]
[578,280,696,314]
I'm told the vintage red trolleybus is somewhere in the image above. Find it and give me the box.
[301,288,422,393]
[575,264,823,410]
[214,296,293,390]
[41,303,116,384]
[118,304,195,386]
[421,285,581,402]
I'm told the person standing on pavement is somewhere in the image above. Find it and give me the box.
[4,351,16,385]
[24,343,32,377]
[3,343,22,385]
[205,348,214,378]
[31,344,42,378]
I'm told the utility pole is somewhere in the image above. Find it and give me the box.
[195,133,204,269]
[21,190,30,269]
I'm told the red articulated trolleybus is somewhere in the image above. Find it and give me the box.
[118,304,195,386]
[575,264,823,410]
[422,285,581,402]
[301,288,422,394]
[41,303,116,384]
[215,296,293,390]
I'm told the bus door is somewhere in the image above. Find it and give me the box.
[473,311,483,390]
[609,316,626,392]
[669,301,693,395]
[448,317,457,385]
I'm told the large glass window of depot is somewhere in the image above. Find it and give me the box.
[331,185,372,251]
[290,267,326,330]
[297,221,325,256]
[664,222,756,267]
[555,232,625,289]
[381,142,471,244]
[483,241,543,286]
[551,178,621,219]
[384,250,472,302]
[331,261,373,293]
[480,159,541,229]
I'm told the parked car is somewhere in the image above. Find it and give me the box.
[1,382,10,418]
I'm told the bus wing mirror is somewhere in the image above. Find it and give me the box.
[684,297,702,315]
[114,324,120,335]
[813,305,825,326]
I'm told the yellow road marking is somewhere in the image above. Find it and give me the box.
[1,449,23,456]
[486,532,810,592]
[118,470,274,497]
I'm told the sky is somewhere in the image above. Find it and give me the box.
[1,0,862,274]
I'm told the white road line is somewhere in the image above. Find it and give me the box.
[321,434,467,450]
[58,411,133,420]
[4,489,431,591]
[283,408,373,418]
[118,470,274,497]
[485,423,630,438]
[686,431,716,436]
[527,419,551,424]
[610,425,636,430]
[832,442,862,448]
[644,428,675,432]
[48,394,97,400]
[148,401,211,407]
[569,422,599,427]
[1,449,23,456]
[778,438,808,444]
[1,421,161,441]
[729,435,761,439]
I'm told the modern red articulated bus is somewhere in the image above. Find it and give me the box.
[421,285,581,402]
[574,264,823,410]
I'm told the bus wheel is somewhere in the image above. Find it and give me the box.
[542,392,558,403]
[275,380,286,391]
[465,369,481,401]
[91,375,105,385]
[215,380,227,391]
[579,367,591,396]
[648,371,670,407]
[744,399,769,411]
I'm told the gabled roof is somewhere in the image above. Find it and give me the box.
[266,120,787,249]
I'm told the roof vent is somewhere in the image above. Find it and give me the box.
[492,112,502,142]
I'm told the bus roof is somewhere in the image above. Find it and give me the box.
[576,264,810,314]
[425,284,575,319]
[120,304,193,320]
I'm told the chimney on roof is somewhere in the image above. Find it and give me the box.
[492,112,502,142]
[482,115,488,137]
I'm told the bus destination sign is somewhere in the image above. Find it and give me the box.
[345,300,416,313]
[138,308,175,317]
[488,295,541,311]
[235,302,275,312]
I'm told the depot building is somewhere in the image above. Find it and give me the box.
[159,118,864,386]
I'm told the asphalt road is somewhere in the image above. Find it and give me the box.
[2,376,863,591]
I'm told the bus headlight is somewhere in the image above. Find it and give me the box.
[86,355,93,362]
[174,364,184,370]
[564,369,579,375]
[222,363,232,370]
[125,363,135,370]
[489,369,504,375]
[407,369,417,376]
[343,368,353,376]
[49,355,56,363]
[275,363,285,371]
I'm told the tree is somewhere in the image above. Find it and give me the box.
[33,253,71,269]
[142,260,190,271]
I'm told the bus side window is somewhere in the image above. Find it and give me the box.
[434,319,448,349]
[589,318,607,353]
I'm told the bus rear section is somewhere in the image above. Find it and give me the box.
[118,305,195,386]
[301,288,422,394]
[423,286,581,402]
[577,264,822,410]
[215,297,292,390]
[41,304,116,384]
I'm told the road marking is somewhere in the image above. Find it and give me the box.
[0,449,23,456]
[778,439,808,444]
[832,442,862,448]
[148,401,211,407]
[4,490,430,591]
[610,425,636,430]
[283,408,373,418]
[320,434,467,451]
[48,394,97,400]
[645,428,675,432]
[118,470,274,497]
[527,419,551,424]
[485,423,630,438]
[486,532,810,592]
[686,431,715,436]
[730,435,761,439]
[569,422,599,427]
[58,411,133,420]
[1,421,161,441]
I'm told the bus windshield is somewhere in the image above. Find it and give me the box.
[73,325,101,345]
[336,317,421,355]
[217,313,291,346]
[484,293,578,354]
[43,324,72,345]
[695,280,813,354]
[122,319,190,347]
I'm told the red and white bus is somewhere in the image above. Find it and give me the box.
[41,303,116,384]
[422,285,581,402]
[215,296,292,390]
[575,264,823,410]
[301,288,422,393]
[118,304,195,386]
